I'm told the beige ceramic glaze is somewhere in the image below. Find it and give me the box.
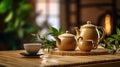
[75,21,105,49]
[77,37,95,52]
[24,43,41,54]
[54,31,77,51]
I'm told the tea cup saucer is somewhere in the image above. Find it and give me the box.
[20,52,44,57]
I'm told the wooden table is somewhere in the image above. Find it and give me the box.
[0,50,120,67]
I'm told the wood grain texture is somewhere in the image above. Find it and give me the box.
[0,49,120,67]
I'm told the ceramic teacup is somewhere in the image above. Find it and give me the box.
[78,40,94,52]
[24,43,41,54]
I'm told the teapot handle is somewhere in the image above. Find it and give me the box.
[77,36,83,42]
[97,26,106,42]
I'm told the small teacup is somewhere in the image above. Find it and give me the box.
[78,40,95,52]
[24,43,41,54]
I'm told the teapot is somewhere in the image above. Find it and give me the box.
[54,31,77,51]
[75,21,105,49]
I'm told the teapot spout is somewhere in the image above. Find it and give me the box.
[54,37,61,46]
[74,27,80,38]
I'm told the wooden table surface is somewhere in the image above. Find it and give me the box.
[0,50,120,67]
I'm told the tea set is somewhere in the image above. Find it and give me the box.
[21,21,105,57]
[55,21,105,52]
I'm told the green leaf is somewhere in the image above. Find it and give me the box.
[58,27,64,34]
[4,18,20,32]
[49,26,59,36]
[4,11,13,23]
[106,38,115,42]
[116,27,120,36]
[111,34,120,41]
[20,4,32,11]
[0,1,7,13]
[111,34,118,38]
[0,0,13,13]
[4,23,16,32]
[0,0,8,13]
[23,23,37,34]
[37,31,41,38]
[18,29,24,39]
[49,26,58,32]
[49,26,64,36]
[115,40,119,49]
[14,18,20,28]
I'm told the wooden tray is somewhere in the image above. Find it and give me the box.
[44,48,109,56]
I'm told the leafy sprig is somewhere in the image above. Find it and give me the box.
[32,31,56,52]
[32,26,64,52]
[40,36,56,52]
[100,27,120,54]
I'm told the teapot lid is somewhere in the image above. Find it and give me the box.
[59,31,75,37]
[81,21,96,28]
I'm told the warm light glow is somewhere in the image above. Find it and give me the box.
[105,14,111,36]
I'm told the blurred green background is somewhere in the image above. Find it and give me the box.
[0,0,38,50]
